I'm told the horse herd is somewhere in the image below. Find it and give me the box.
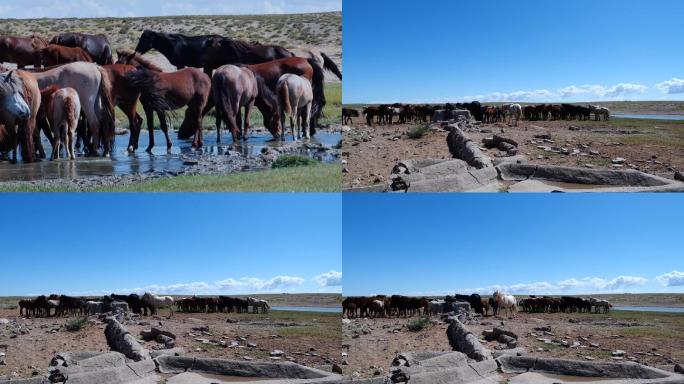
[345,101,610,127]
[343,292,613,319]
[16,292,273,318]
[0,29,342,163]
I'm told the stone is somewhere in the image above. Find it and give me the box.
[270,350,284,357]
[675,171,684,182]
[612,157,626,164]
[612,350,626,357]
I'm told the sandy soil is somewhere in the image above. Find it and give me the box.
[0,308,341,380]
[342,118,684,190]
[342,311,684,379]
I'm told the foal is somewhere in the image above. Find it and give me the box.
[276,74,313,140]
[49,88,80,159]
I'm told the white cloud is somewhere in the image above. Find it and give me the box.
[604,83,648,97]
[655,78,684,94]
[656,270,684,286]
[312,270,342,287]
[455,274,648,296]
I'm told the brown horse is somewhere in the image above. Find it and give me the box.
[0,35,48,68]
[40,44,92,67]
[0,70,40,162]
[102,63,144,152]
[212,64,280,142]
[117,49,211,150]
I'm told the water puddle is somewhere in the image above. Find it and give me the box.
[510,372,616,383]
[613,114,684,121]
[0,129,340,182]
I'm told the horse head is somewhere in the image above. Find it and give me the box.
[0,71,30,121]
[135,30,158,55]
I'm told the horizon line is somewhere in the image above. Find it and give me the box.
[0,10,341,21]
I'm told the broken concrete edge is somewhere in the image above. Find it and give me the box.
[155,355,342,381]
[446,125,492,169]
[445,316,493,361]
[497,355,684,381]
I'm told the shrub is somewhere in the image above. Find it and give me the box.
[272,155,318,169]
[65,317,88,332]
[407,317,431,332]
[407,125,429,139]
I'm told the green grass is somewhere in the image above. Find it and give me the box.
[65,317,88,332]
[0,163,341,192]
[407,316,432,332]
[272,155,319,168]
[407,125,429,139]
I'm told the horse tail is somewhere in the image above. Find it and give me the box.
[320,51,342,80]
[279,78,292,116]
[102,44,113,65]
[96,65,116,148]
[307,57,325,122]
[125,69,175,113]
[65,95,76,127]
[212,73,235,127]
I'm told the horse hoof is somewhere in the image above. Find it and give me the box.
[145,147,153,153]
[127,146,135,153]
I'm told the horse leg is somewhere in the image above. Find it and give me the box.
[215,102,223,143]
[304,104,312,139]
[190,106,203,149]
[122,99,139,152]
[236,107,244,140]
[144,106,155,152]
[244,101,254,139]
[159,112,172,153]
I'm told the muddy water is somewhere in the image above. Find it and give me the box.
[0,129,340,182]
[271,306,342,313]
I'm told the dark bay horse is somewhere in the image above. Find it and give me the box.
[0,35,48,68]
[134,30,293,74]
[50,33,113,65]
[40,44,92,67]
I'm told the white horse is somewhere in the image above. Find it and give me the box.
[506,104,522,126]
[493,291,517,316]
[142,292,175,316]
[247,297,271,314]
[276,73,313,140]
[590,105,610,121]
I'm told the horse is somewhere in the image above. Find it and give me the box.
[201,35,294,74]
[46,87,80,160]
[0,35,48,68]
[102,63,144,152]
[125,66,211,149]
[30,62,115,157]
[590,105,610,121]
[134,30,223,70]
[211,64,280,142]
[141,292,175,316]
[0,70,40,163]
[277,73,313,140]
[244,57,325,133]
[247,297,270,314]
[40,45,92,67]
[289,47,342,80]
[342,108,359,124]
[50,33,113,65]
[493,291,517,317]
[505,104,522,126]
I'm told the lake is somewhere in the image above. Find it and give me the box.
[613,306,684,313]
[271,306,341,313]
[613,113,684,121]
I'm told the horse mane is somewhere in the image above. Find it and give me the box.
[253,71,278,111]
[117,48,164,72]
[125,68,174,113]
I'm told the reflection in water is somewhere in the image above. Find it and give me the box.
[0,129,340,182]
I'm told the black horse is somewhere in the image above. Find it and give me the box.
[134,30,292,74]
[50,32,113,65]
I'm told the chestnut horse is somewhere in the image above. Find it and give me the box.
[0,35,48,68]
[0,70,40,162]
[118,49,211,150]
[212,64,280,142]
[102,63,144,152]
[40,44,92,67]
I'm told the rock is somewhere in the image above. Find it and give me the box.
[0,319,8,325]
[243,356,252,360]
[675,171,684,182]
[612,350,626,357]
[332,363,343,374]
[140,327,176,342]
[247,342,257,348]
[270,350,284,357]
[104,318,150,361]
[534,326,551,332]
[675,364,684,374]
[612,157,626,164]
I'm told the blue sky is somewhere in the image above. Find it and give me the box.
[343,194,684,296]
[0,0,340,19]
[0,194,341,296]
[344,0,684,103]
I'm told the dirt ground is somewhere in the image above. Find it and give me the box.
[0,308,341,380]
[342,311,684,379]
[342,118,684,190]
